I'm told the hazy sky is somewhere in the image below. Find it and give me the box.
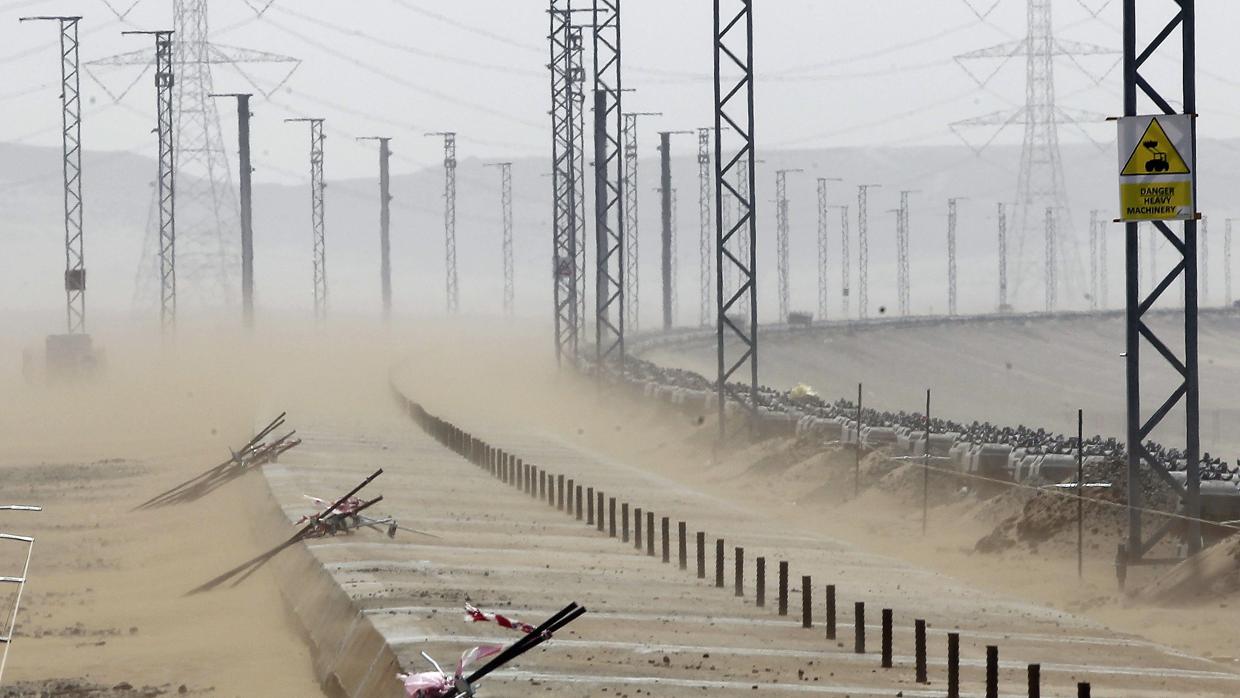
[3,0,1237,185]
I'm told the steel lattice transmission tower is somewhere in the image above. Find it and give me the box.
[124,30,178,330]
[22,16,86,334]
[1121,0,1204,570]
[592,0,626,369]
[815,178,841,321]
[697,127,713,327]
[1227,219,1235,307]
[486,162,515,315]
[92,1,298,313]
[775,169,802,322]
[856,184,880,319]
[954,0,1115,310]
[622,111,659,332]
[286,118,326,319]
[947,198,962,316]
[427,132,459,313]
[1201,215,1209,306]
[1089,209,1100,310]
[714,0,759,432]
[897,190,914,316]
[837,204,851,318]
[549,1,582,364]
[997,202,1009,311]
[735,158,754,318]
[1044,207,1056,312]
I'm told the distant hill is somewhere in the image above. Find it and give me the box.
[4,136,1239,331]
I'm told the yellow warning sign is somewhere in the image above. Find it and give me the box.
[1120,117,1191,176]
[1120,182,1193,220]
[1116,113,1195,222]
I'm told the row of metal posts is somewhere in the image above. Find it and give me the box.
[394,390,1095,698]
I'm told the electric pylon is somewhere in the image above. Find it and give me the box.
[714,0,758,432]
[212,93,254,327]
[775,169,803,322]
[427,132,458,313]
[22,16,86,335]
[1201,215,1209,306]
[592,0,625,370]
[549,0,581,364]
[285,118,326,319]
[1044,207,1056,312]
[697,127,713,327]
[816,178,841,321]
[1121,0,1203,567]
[947,198,963,316]
[857,184,880,319]
[357,136,393,320]
[622,111,659,332]
[998,202,1009,311]
[126,30,177,331]
[837,204,851,318]
[1089,209,1100,310]
[486,162,515,316]
[95,1,299,311]
[1227,219,1235,307]
[954,0,1115,309]
[897,190,915,316]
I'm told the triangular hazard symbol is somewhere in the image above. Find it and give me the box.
[1122,118,1191,176]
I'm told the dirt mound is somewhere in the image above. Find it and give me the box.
[1139,534,1240,604]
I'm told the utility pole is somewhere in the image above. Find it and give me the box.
[126,29,176,331]
[426,132,458,313]
[836,204,851,318]
[671,187,679,324]
[816,178,842,321]
[23,16,86,335]
[998,202,1008,311]
[212,93,255,328]
[486,162,515,315]
[857,184,880,319]
[593,0,625,370]
[698,127,713,327]
[285,117,327,319]
[775,169,803,322]
[357,136,393,320]
[898,190,915,316]
[947,198,963,316]
[658,130,693,331]
[1044,206,1056,312]
[1089,209,1099,310]
[622,111,660,332]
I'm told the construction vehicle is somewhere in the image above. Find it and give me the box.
[1144,140,1171,173]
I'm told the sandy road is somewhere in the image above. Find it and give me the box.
[246,346,1240,697]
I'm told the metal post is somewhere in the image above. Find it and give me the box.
[714,0,758,436]
[622,111,659,333]
[855,383,863,497]
[998,202,1009,311]
[550,1,580,365]
[839,205,851,317]
[1078,408,1084,579]
[1045,207,1057,312]
[1090,209,1100,311]
[1122,0,1203,571]
[358,136,393,320]
[734,546,744,596]
[775,169,804,321]
[923,389,931,534]
[857,184,881,319]
[948,198,961,315]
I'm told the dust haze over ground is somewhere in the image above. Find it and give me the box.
[3,315,1240,695]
